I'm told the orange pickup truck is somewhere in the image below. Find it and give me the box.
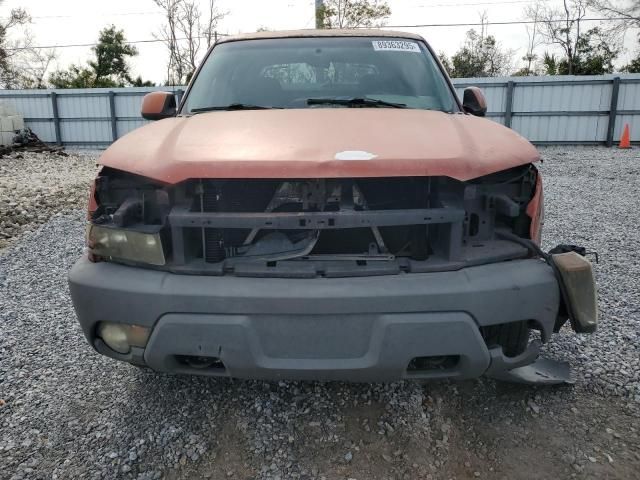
[69,30,597,384]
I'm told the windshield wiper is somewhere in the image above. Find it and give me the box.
[190,103,282,113]
[306,97,407,109]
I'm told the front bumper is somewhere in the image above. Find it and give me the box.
[69,256,562,382]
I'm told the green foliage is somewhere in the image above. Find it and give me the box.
[444,29,512,78]
[511,67,533,76]
[570,27,618,75]
[622,52,640,73]
[49,65,96,88]
[130,75,156,87]
[88,25,138,85]
[318,0,391,29]
[438,52,452,75]
[543,28,619,75]
[541,52,559,75]
[49,25,153,88]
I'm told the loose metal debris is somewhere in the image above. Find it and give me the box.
[0,127,67,158]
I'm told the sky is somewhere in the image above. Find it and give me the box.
[4,0,639,84]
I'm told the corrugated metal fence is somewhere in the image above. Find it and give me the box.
[0,87,185,148]
[0,74,639,148]
[451,74,640,146]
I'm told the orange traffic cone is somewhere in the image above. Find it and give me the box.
[619,124,631,149]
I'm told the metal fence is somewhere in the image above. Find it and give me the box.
[0,86,186,148]
[451,74,640,146]
[0,73,639,148]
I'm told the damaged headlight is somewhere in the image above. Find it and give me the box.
[87,224,166,266]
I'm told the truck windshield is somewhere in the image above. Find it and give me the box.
[182,37,458,113]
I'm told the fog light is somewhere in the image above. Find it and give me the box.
[97,322,151,354]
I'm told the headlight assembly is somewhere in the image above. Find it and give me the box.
[87,224,166,266]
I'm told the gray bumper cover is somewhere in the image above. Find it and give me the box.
[69,256,561,381]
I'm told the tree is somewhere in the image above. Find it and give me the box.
[201,0,224,48]
[516,1,545,76]
[541,51,560,75]
[590,0,640,73]
[536,26,619,75]
[88,26,138,87]
[438,52,452,74]
[444,17,513,78]
[318,0,391,29]
[0,5,28,87]
[130,75,156,87]
[525,0,622,76]
[533,0,589,75]
[49,65,96,89]
[153,0,226,85]
[17,44,57,88]
[49,26,150,88]
[589,0,640,28]
[623,54,640,72]
[0,5,56,88]
[570,27,619,74]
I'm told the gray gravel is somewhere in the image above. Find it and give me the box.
[539,146,640,400]
[0,151,98,249]
[1,146,639,479]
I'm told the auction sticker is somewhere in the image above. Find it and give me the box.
[372,40,420,53]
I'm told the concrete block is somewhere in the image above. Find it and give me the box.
[9,115,24,131]
[0,116,13,132]
[0,131,15,145]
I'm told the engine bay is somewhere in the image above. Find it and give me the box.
[89,164,539,277]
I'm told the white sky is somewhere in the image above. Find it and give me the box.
[4,0,639,84]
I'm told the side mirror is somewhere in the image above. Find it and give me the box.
[141,92,177,120]
[462,87,487,117]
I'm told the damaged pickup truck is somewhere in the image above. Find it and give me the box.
[69,30,597,384]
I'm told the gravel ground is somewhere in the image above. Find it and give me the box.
[1,147,639,480]
[0,152,98,249]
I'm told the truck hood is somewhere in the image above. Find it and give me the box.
[100,109,539,183]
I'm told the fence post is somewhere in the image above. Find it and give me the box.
[504,80,515,128]
[108,91,118,142]
[50,92,62,146]
[606,77,621,147]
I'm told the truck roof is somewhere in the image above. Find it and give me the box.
[217,29,425,44]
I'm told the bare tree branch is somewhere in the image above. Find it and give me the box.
[529,0,589,74]
[153,0,226,85]
[521,2,545,74]
[202,0,226,48]
[589,0,640,25]
[0,4,57,88]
